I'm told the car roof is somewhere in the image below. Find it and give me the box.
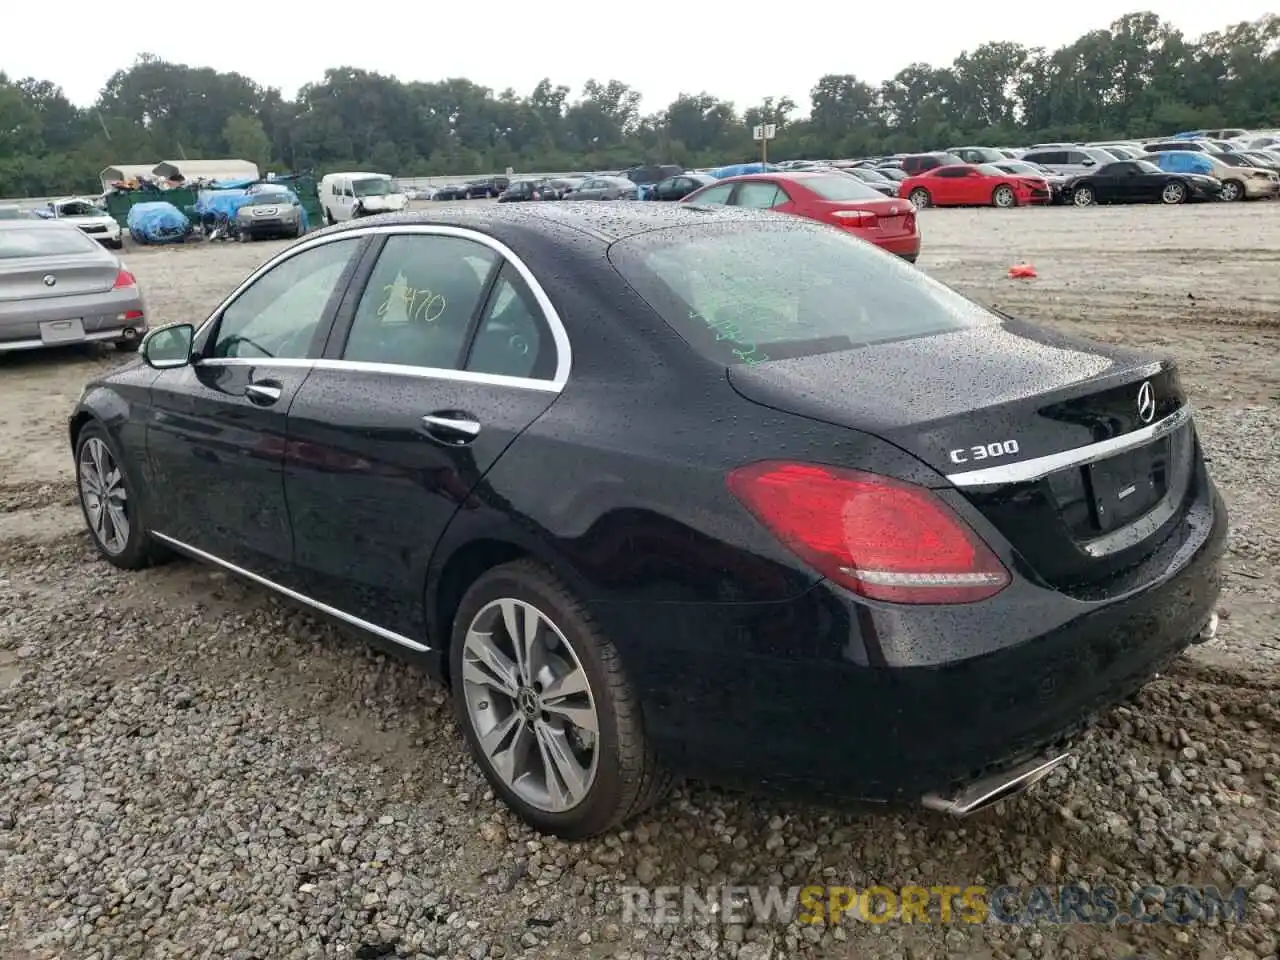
[0,217,85,231]
[309,201,796,246]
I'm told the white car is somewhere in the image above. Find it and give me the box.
[318,172,408,224]
[44,197,123,249]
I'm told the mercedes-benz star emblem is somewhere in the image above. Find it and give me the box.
[1136,380,1156,425]
[42,275,56,287]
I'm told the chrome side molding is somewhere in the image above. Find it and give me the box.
[149,531,431,653]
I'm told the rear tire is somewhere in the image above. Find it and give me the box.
[114,339,140,353]
[450,559,672,838]
[1161,181,1188,205]
[324,208,336,226]
[74,422,167,570]
[108,238,124,250]
[1072,185,1095,207]
[908,188,931,209]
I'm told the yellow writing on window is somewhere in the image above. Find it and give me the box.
[378,280,447,323]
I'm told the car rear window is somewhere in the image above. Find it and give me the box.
[0,225,99,258]
[608,221,997,366]
[801,175,884,201]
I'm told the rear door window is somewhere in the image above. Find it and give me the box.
[733,182,788,209]
[341,234,498,370]
[608,221,996,366]
[688,182,735,205]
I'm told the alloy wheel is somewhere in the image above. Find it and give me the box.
[909,189,930,209]
[1072,187,1094,207]
[1220,181,1242,202]
[460,597,600,813]
[1162,183,1186,204]
[78,436,130,555]
[994,186,1015,208]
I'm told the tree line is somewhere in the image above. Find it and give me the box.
[1,11,1277,198]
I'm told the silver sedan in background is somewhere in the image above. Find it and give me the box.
[0,220,148,354]
[561,176,639,200]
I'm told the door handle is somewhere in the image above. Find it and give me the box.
[245,382,283,405]
[422,413,481,444]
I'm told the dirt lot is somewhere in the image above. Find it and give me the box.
[1,201,1277,960]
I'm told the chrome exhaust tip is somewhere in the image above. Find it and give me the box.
[1193,612,1219,644]
[921,752,1071,817]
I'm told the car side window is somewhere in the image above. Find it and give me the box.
[733,182,787,208]
[466,264,556,380]
[690,183,734,205]
[936,168,969,178]
[212,238,361,359]
[342,234,498,370]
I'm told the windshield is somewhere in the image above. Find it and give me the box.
[801,175,884,202]
[608,221,996,366]
[0,225,99,258]
[976,164,1011,177]
[250,190,294,204]
[56,201,106,218]
[353,178,394,197]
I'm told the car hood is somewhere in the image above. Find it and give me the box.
[356,194,408,211]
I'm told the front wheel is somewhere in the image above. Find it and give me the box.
[1072,185,1095,207]
[450,559,672,838]
[1161,181,1188,205]
[74,423,166,570]
[992,185,1017,208]
[908,188,931,209]
[1220,179,1244,202]
[108,238,124,250]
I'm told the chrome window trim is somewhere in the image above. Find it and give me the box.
[194,223,572,392]
[945,405,1194,487]
[150,531,430,652]
[195,356,559,393]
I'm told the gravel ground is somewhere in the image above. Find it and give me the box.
[1,201,1277,960]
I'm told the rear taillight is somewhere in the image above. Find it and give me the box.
[113,269,137,290]
[727,461,1010,604]
[830,209,877,226]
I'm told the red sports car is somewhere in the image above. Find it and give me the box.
[680,171,921,262]
[900,164,1051,209]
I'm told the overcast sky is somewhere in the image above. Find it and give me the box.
[4,0,1274,113]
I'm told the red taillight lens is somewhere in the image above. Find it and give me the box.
[830,209,877,227]
[727,461,1010,604]
[113,269,137,289]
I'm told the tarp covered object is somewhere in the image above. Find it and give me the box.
[1148,151,1216,176]
[708,162,779,179]
[195,188,252,221]
[127,201,190,243]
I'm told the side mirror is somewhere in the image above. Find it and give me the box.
[141,322,195,369]
[1082,159,1096,167]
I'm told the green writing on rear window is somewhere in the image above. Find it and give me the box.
[692,309,770,365]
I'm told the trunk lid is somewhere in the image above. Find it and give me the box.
[815,198,915,237]
[727,320,1195,594]
[0,254,120,302]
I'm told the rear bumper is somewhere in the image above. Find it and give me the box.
[592,482,1226,801]
[871,232,922,259]
[0,289,147,352]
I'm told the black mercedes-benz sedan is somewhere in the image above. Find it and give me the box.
[68,203,1227,838]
